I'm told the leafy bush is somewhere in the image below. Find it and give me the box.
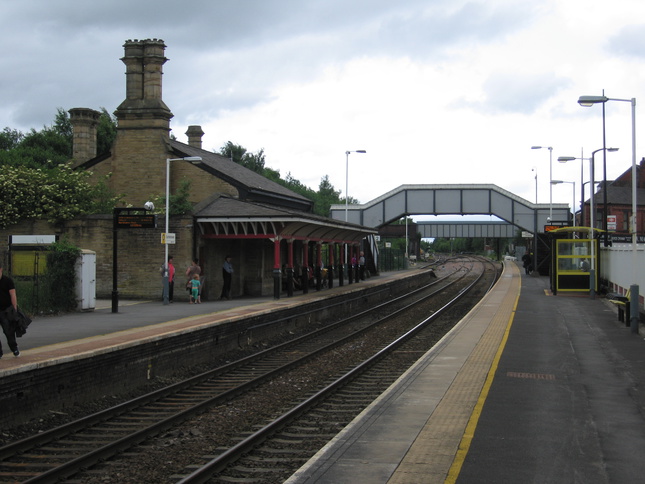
[42,241,81,313]
[0,163,121,228]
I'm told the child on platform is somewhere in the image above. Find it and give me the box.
[190,274,201,304]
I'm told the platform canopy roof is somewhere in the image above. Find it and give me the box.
[195,195,376,243]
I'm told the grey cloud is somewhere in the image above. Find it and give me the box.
[608,24,645,58]
[0,0,542,131]
[455,72,570,114]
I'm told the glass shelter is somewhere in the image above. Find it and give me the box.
[549,227,600,295]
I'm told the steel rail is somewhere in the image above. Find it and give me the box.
[1,264,465,483]
[177,259,493,483]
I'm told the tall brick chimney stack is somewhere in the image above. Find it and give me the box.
[114,38,173,133]
[185,125,205,149]
[68,108,100,162]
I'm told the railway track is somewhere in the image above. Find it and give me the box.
[0,257,497,483]
[170,257,499,483]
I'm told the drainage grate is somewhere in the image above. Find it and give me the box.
[506,371,556,380]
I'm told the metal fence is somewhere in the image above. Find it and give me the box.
[378,247,407,272]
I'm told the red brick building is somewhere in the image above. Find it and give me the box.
[582,158,645,244]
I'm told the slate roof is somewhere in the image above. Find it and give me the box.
[588,185,645,207]
[169,140,313,212]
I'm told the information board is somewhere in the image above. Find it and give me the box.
[116,214,157,229]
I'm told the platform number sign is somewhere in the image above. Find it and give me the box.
[161,233,176,244]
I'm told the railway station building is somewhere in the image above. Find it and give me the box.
[0,39,376,301]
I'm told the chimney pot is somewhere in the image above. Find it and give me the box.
[186,125,205,149]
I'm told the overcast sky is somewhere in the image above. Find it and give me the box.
[1,0,644,218]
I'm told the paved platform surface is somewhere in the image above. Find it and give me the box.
[286,261,645,483]
[0,269,418,374]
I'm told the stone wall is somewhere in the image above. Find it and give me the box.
[0,216,281,303]
[0,215,195,301]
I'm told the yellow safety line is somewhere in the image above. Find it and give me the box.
[444,278,521,483]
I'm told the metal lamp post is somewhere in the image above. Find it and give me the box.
[344,149,366,281]
[551,180,576,225]
[163,156,202,305]
[558,149,585,226]
[579,94,638,332]
[591,148,619,298]
[558,148,618,227]
[532,146,553,220]
[345,150,366,222]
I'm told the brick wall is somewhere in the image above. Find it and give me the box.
[0,215,284,302]
[0,215,196,300]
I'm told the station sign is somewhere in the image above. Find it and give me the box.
[607,215,617,232]
[161,233,176,244]
[544,223,570,232]
[116,214,157,229]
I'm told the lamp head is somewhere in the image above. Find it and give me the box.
[558,156,576,163]
[607,147,619,152]
[578,95,609,107]
[551,180,563,185]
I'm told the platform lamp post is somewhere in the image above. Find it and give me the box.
[557,149,586,226]
[590,148,619,299]
[579,94,638,333]
[532,146,553,220]
[551,180,576,225]
[344,150,366,279]
[163,156,202,305]
[345,150,367,222]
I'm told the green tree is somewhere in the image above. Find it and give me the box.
[96,108,117,155]
[0,109,123,219]
[0,163,116,227]
[313,175,342,216]
[0,128,23,150]
[150,178,193,216]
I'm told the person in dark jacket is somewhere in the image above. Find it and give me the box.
[220,256,233,300]
[0,261,20,357]
[521,252,533,275]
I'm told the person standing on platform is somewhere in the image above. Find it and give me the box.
[186,258,201,295]
[190,274,201,304]
[220,255,233,300]
[351,254,358,282]
[0,261,20,357]
[358,251,366,281]
[161,256,175,302]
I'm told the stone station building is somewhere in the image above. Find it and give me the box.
[1,39,376,302]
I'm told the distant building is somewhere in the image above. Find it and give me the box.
[581,157,645,244]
